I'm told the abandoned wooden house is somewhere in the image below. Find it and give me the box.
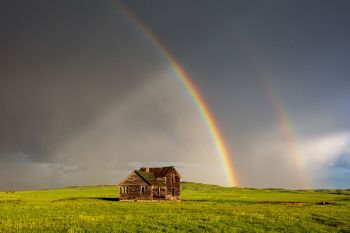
[118,166,181,201]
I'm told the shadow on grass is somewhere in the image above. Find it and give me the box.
[94,197,119,202]
[53,197,119,202]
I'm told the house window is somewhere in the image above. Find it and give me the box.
[171,173,176,183]
[120,187,124,194]
[140,186,146,194]
[158,187,161,196]
[123,186,129,194]
[171,187,175,196]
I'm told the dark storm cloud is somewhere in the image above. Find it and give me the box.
[0,0,164,162]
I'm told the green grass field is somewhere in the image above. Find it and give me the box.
[0,182,349,232]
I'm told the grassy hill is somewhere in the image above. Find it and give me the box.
[0,182,349,232]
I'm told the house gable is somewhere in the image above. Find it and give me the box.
[119,171,149,186]
[164,167,181,179]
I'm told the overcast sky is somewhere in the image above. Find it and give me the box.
[1,0,350,190]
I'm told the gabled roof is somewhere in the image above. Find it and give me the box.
[139,166,180,178]
[135,170,155,185]
[118,170,149,186]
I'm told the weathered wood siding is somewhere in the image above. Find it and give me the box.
[152,185,167,199]
[164,170,181,200]
[119,171,152,200]
[150,169,180,200]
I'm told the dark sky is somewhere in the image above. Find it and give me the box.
[1,0,350,190]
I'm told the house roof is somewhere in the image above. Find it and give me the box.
[139,166,178,178]
[134,166,180,186]
[135,170,155,185]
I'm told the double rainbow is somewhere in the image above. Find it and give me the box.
[115,3,238,187]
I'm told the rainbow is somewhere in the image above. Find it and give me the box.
[263,82,309,188]
[231,26,309,187]
[115,2,238,187]
[246,44,309,188]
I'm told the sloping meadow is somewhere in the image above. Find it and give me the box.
[0,182,349,232]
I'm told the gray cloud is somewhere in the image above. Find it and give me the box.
[0,0,162,162]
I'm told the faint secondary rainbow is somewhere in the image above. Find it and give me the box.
[264,84,309,188]
[245,40,309,188]
[115,2,238,187]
